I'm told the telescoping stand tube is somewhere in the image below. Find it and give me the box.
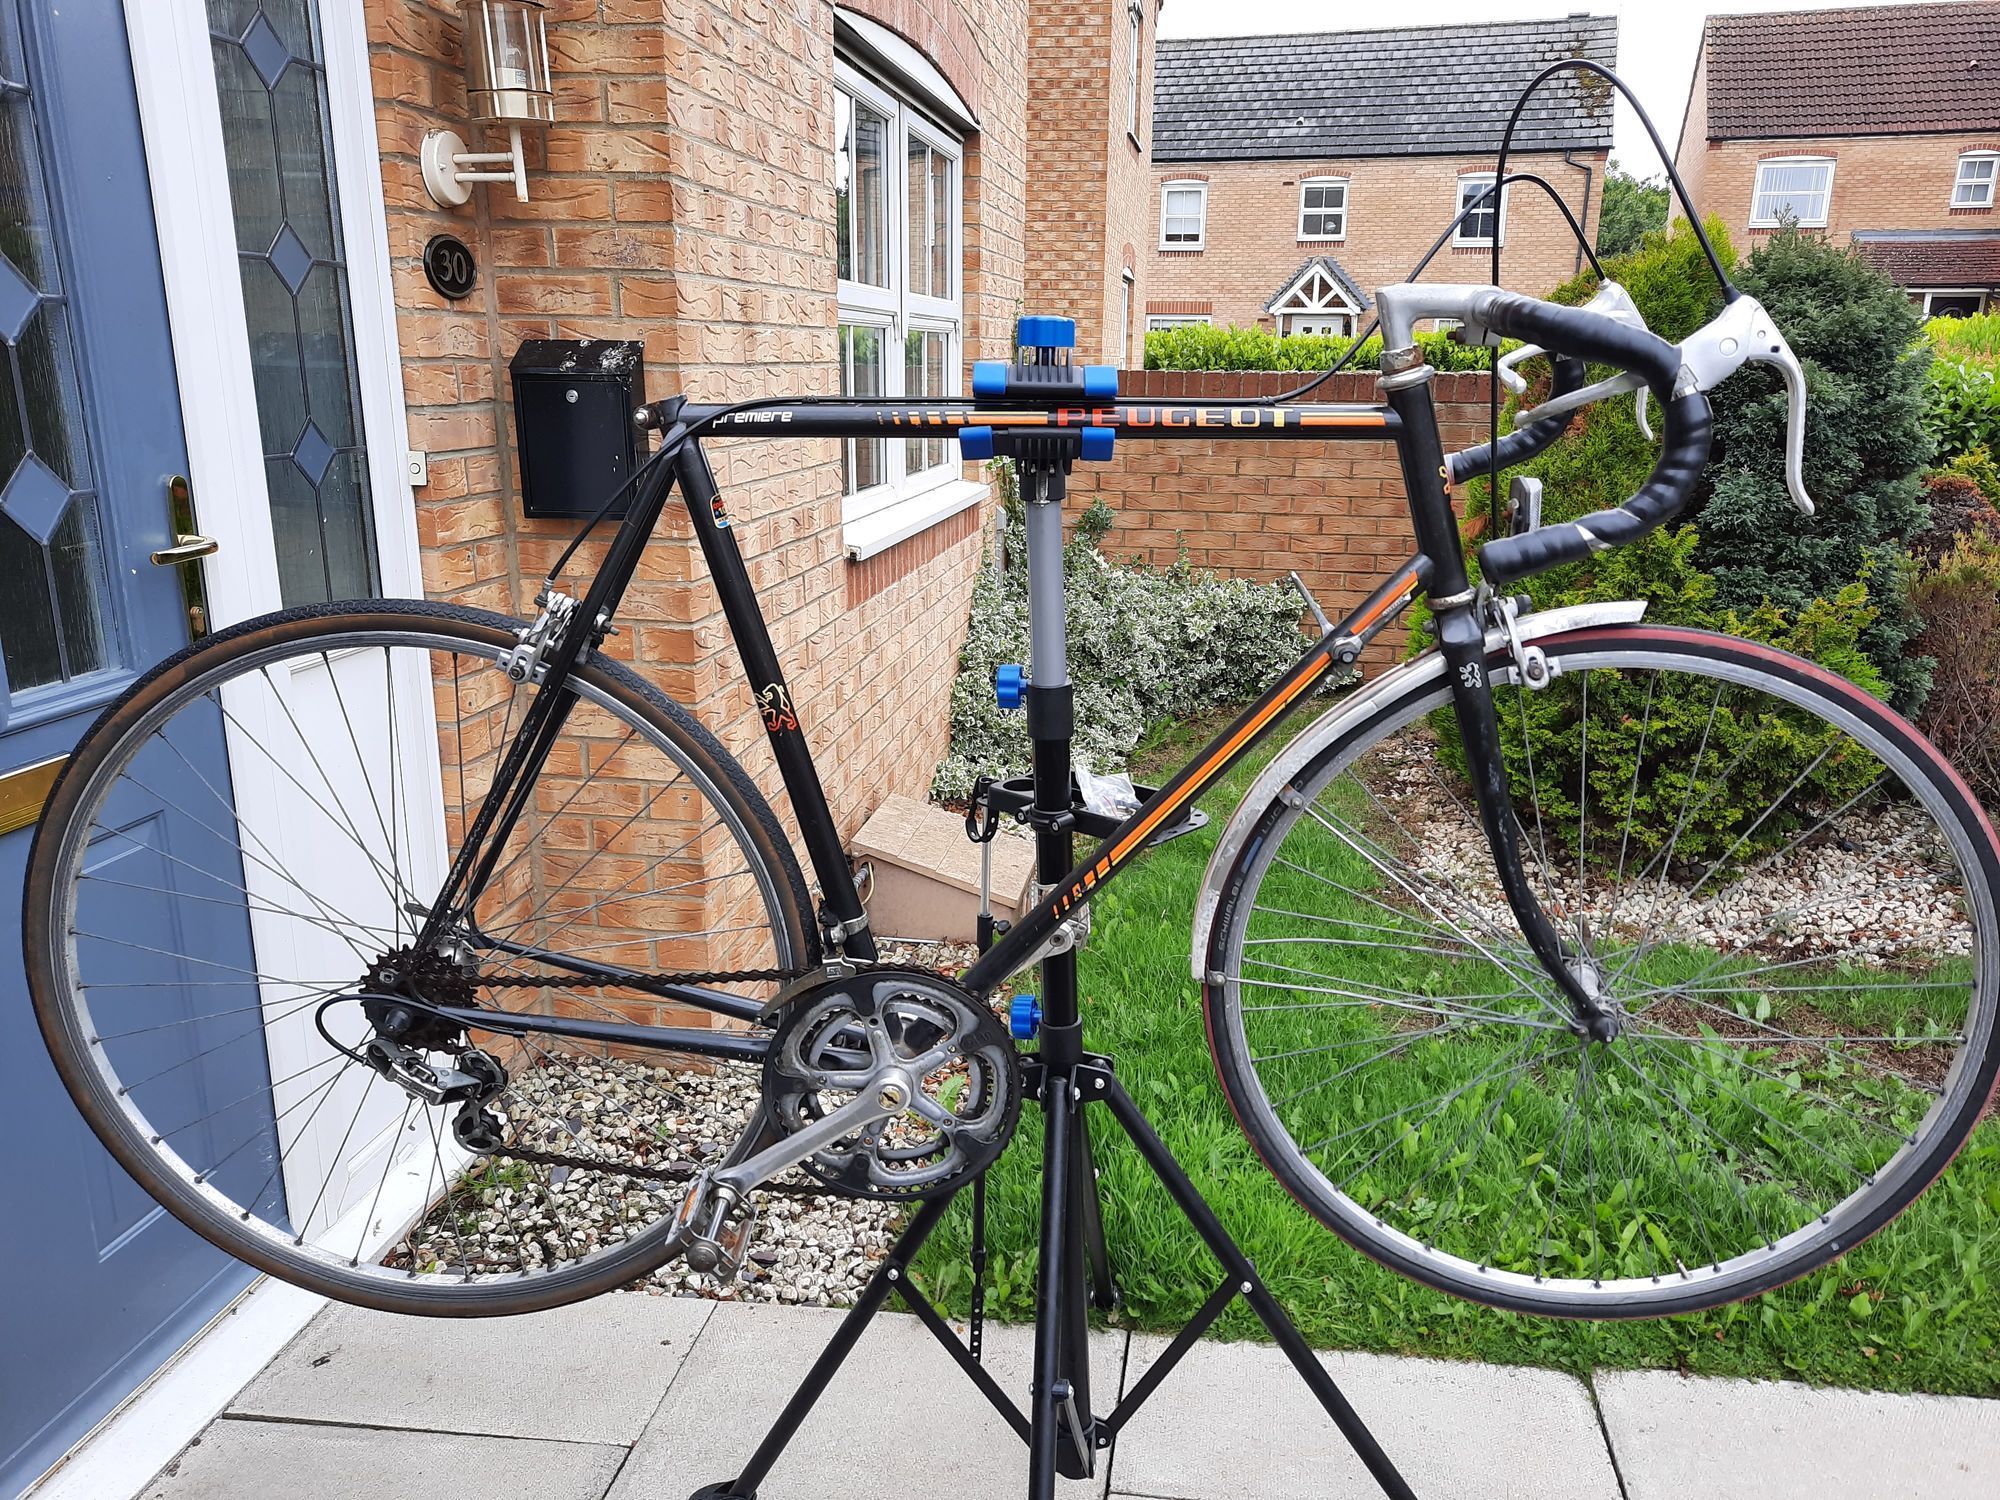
[688,317,1415,1500]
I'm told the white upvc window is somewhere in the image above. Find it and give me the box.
[1146,314,1210,330]
[1160,180,1206,248]
[1454,174,1505,246]
[1119,269,1134,365]
[836,62,972,556]
[1297,177,1348,241]
[1751,156,1834,227]
[1954,151,1997,209]
[1126,1,1144,140]
[1919,288,1988,318]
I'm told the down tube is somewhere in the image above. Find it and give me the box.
[963,628,1352,997]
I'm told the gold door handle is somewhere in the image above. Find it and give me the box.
[155,475,215,639]
[151,534,219,565]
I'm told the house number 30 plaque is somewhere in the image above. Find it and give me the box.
[423,234,478,301]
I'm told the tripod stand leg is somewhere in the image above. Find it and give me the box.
[691,1193,955,1500]
[1096,1072,1419,1500]
[1073,1110,1119,1311]
[1027,1078,1076,1500]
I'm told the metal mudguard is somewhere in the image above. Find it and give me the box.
[1188,600,1647,980]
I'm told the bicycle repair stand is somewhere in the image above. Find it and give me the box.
[691,319,1416,1500]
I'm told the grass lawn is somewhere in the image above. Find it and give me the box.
[909,703,2000,1395]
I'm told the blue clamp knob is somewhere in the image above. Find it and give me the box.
[972,360,1010,399]
[1079,426,1114,463]
[994,663,1026,709]
[959,425,994,461]
[1008,994,1043,1040]
[1016,316,1076,351]
[1083,365,1120,400]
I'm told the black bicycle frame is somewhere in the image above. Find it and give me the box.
[422,375,1589,1047]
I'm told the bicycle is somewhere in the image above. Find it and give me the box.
[23,130,2000,1374]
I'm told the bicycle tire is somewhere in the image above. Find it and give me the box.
[26,599,815,1316]
[1203,624,2000,1318]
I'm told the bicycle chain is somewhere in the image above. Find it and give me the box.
[473,962,853,1200]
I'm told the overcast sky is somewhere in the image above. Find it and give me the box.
[1159,1,1944,175]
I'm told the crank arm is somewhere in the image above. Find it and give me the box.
[711,1079,904,1197]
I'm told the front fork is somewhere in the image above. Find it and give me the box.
[1382,360,1614,1041]
[1431,603,1618,1040]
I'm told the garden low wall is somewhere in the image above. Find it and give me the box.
[1065,370,1495,666]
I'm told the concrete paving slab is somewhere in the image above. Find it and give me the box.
[1596,1369,2000,1500]
[233,1293,713,1444]
[1107,1334,1619,1500]
[140,1418,624,1500]
[609,1303,1121,1500]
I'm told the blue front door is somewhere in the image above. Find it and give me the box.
[0,4,278,1492]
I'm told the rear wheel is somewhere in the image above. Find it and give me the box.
[26,600,814,1315]
[1204,625,2000,1317]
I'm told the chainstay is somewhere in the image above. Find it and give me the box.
[477,966,811,991]
[490,1143,849,1199]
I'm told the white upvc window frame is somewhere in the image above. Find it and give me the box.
[1954,151,1998,209]
[1125,0,1144,140]
[1297,176,1348,242]
[1119,268,1135,365]
[1146,314,1210,330]
[1453,174,1506,247]
[1918,288,1989,318]
[1750,155,1835,228]
[836,59,977,559]
[1160,180,1206,249]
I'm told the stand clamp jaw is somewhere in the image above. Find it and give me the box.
[959,316,1121,504]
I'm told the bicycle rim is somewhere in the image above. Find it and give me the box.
[27,602,812,1315]
[1205,626,2000,1317]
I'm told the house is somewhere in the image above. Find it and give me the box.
[0,2,1155,1494]
[1673,1,2000,317]
[1144,15,1617,337]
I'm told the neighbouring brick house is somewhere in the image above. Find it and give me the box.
[1144,15,1616,337]
[1673,1,2000,316]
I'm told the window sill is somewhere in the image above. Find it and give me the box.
[843,477,988,561]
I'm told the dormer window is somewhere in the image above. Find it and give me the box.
[1954,152,1997,209]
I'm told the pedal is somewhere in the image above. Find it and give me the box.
[677,1170,760,1282]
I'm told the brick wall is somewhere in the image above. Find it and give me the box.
[1064,369,1494,667]
[1673,128,2000,254]
[1023,1,1159,364]
[365,0,1029,979]
[1146,151,1605,330]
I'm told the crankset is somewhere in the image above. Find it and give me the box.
[753,966,1021,1201]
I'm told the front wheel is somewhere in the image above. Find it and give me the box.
[1204,625,2000,1318]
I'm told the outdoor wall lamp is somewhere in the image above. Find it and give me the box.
[421,0,555,207]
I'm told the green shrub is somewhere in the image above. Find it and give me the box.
[1925,358,2000,460]
[1934,445,2000,504]
[1435,219,1899,862]
[1692,227,1933,711]
[933,472,1307,800]
[1927,309,2000,365]
[1912,532,2000,808]
[1143,323,1502,373]
[1434,527,1889,865]
[1594,161,1669,260]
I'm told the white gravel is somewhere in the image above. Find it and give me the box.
[1361,734,1972,966]
[393,937,998,1309]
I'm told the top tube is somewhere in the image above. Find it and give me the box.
[676,398,1402,442]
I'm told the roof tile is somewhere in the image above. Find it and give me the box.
[1152,16,1618,164]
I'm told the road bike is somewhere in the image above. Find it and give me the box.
[25,159,2000,1350]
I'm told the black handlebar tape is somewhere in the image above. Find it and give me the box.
[1445,353,1587,485]
[1469,293,1715,587]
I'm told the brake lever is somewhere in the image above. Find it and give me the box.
[1502,281,1653,436]
[1677,295,1816,515]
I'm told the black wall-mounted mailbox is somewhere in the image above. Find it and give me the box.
[510,339,647,520]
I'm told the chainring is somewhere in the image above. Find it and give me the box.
[761,966,1020,1201]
